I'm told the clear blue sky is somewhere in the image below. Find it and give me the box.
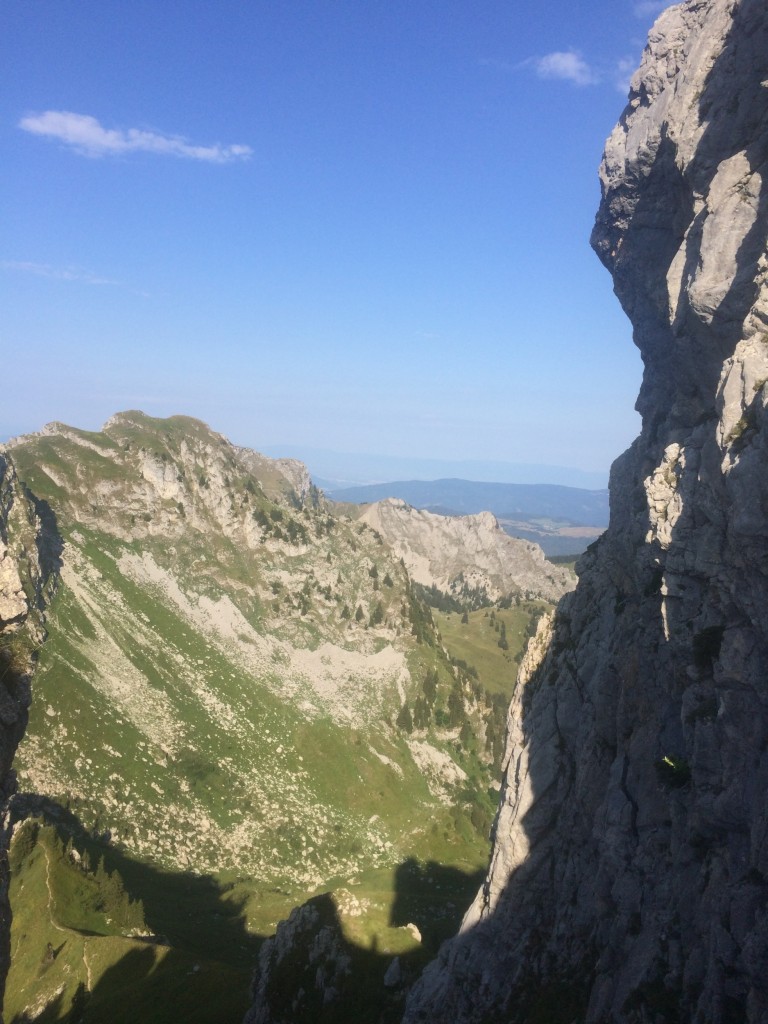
[2,1,669,480]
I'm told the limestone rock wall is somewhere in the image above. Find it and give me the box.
[403,1,768,1021]
[359,498,573,603]
[0,452,57,1015]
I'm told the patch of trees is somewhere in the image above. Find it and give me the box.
[451,574,492,610]
[396,703,413,732]
[449,656,478,680]
[252,505,308,544]
[403,582,437,645]
[524,607,545,639]
[413,583,465,614]
[422,668,438,705]
[483,691,509,767]
[497,621,508,651]
[413,580,492,614]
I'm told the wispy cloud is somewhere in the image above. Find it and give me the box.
[2,260,120,285]
[19,110,252,163]
[633,1,669,17]
[530,51,599,87]
[1,260,148,295]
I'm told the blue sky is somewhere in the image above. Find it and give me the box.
[2,1,670,482]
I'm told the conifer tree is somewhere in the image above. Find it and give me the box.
[396,703,413,733]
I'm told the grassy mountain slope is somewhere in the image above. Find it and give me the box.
[4,411,547,1020]
[1,409,565,1024]
[9,413,497,884]
[6,820,254,1024]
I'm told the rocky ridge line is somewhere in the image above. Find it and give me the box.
[358,498,573,604]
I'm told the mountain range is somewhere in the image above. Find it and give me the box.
[259,445,609,491]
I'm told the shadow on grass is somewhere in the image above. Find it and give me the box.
[244,861,486,1024]
[7,796,486,1024]
[7,795,261,1024]
[390,857,485,952]
[10,944,247,1024]
[10,794,261,971]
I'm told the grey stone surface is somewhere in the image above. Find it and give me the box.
[243,896,353,1024]
[403,1,768,1021]
[0,452,57,1018]
[360,497,574,603]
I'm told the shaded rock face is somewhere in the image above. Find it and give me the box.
[244,896,354,1024]
[403,2,768,1022]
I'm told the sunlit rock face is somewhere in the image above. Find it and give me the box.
[359,498,574,604]
[403,1,768,1021]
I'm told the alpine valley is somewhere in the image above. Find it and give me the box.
[3,1,768,1023]
[0,410,572,1023]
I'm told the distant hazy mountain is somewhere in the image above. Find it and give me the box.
[260,445,608,490]
[328,478,608,525]
[329,478,609,557]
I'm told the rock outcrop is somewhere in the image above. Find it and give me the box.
[359,498,573,603]
[0,452,58,1009]
[403,1,768,1021]
[244,896,354,1024]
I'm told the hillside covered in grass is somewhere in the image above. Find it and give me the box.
[1,411,560,1021]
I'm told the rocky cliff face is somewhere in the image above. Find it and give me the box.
[358,499,573,604]
[403,1,768,1021]
[0,453,58,1010]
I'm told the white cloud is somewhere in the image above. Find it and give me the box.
[1,260,120,285]
[533,51,598,87]
[19,110,252,163]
